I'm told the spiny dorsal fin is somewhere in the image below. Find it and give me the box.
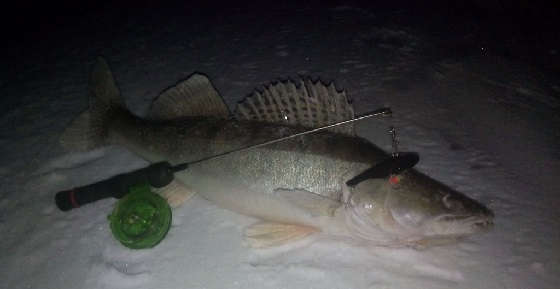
[235,78,355,135]
[149,73,229,120]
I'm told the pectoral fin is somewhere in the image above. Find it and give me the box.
[245,222,318,248]
[152,179,196,208]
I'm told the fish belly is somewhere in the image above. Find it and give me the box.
[173,148,351,226]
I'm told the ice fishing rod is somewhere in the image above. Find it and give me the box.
[55,107,392,211]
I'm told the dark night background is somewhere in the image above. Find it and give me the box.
[2,0,559,117]
[3,1,559,70]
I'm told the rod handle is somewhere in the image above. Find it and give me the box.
[55,162,175,211]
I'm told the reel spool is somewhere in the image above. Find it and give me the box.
[108,183,172,249]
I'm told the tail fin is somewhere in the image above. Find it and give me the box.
[60,57,124,151]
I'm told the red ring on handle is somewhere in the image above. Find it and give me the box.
[69,189,80,208]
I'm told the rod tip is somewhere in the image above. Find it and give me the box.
[381,107,392,116]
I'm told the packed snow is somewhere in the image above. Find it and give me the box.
[1,3,559,289]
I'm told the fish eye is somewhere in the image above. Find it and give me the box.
[442,194,464,211]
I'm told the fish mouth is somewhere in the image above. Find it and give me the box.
[434,214,494,232]
[472,218,493,230]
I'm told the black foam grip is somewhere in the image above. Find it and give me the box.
[54,162,175,211]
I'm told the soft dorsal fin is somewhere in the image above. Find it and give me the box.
[235,78,355,135]
[149,73,229,120]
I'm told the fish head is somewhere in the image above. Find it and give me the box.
[346,169,494,243]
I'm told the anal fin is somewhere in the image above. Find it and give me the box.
[408,236,463,250]
[152,179,196,208]
[245,222,318,248]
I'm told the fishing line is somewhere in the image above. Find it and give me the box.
[55,107,392,211]
[173,107,393,171]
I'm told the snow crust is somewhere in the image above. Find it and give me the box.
[1,4,558,289]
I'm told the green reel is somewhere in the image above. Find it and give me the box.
[108,183,172,249]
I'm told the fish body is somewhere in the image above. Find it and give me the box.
[109,113,380,234]
[62,58,493,247]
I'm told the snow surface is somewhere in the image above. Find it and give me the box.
[1,3,559,289]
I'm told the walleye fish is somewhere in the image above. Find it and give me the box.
[61,57,493,248]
